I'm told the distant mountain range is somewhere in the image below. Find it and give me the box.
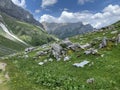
[42,22,94,39]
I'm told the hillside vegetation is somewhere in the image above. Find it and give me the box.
[0,13,56,57]
[1,13,55,46]
[0,21,120,90]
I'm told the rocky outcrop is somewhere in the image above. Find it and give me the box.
[51,44,63,61]
[99,37,107,48]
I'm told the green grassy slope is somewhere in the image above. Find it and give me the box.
[1,21,120,90]
[0,35,27,57]
[1,13,55,46]
[0,13,56,57]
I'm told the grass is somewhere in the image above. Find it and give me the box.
[0,18,120,90]
[0,35,27,57]
[2,40,120,90]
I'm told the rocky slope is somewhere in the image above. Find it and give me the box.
[0,0,43,28]
[42,22,94,39]
[1,20,120,90]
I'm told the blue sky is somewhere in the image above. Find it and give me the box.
[12,0,120,28]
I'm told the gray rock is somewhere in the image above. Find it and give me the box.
[99,37,107,48]
[116,34,120,43]
[25,47,35,53]
[80,43,91,49]
[86,78,95,84]
[68,43,81,51]
[51,44,63,61]
[84,48,98,55]
[60,39,73,48]
[36,51,47,56]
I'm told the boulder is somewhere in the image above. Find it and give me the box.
[25,47,35,53]
[68,43,81,51]
[36,51,47,56]
[99,37,107,48]
[116,34,120,43]
[84,48,98,55]
[51,44,63,61]
[60,39,73,48]
[80,43,91,49]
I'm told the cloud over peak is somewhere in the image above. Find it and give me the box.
[40,4,120,29]
[11,0,26,8]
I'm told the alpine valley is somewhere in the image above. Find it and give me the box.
[0,0,120,90]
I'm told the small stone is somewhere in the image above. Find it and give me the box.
[73,60,90,68]
[44,59,48,63]
[48,58,53,62]
[86,78,95,84]
[38,62,44,65]
[64,56,70,61]
[101,54,104,57]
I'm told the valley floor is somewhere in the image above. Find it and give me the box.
[0,23,120,90]
[1,43,120,90]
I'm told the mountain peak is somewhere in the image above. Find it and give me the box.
[42,22,94,39]
[0,0,43,28]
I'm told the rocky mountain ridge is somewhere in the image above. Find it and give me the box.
[0,0,43,28]
[42,22,94,39]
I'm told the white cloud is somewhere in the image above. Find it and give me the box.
[78,0,94,5]
[40,4,120,29]
[35,9,41,13]
[41,0,57,8]
[11,0,26,8]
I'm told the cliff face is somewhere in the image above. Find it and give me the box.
[0,0,43,28]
